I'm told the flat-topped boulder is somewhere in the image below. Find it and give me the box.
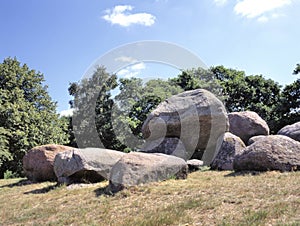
[54,148,125,184]
[140,137,188,160]
[109,152,188,193]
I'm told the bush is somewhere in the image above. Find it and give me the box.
[3,170,18,179]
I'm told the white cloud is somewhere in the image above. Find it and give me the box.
[59,109,74,117]
[213,0,228,6]
[131,62,146,70]
[257,13,285,23]
[234,0,291,20]
[103,5,156,27]
[115,56,137,63]
[257,15,269,23]
[117,62,146,78]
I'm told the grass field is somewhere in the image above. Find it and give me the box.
[0,170,299,225]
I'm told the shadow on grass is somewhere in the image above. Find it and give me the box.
[23,183,60,194]
[94,185,114,197]
[224,171,265,177]
[0,179,34,188]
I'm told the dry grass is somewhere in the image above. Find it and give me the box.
[0,170,300,226]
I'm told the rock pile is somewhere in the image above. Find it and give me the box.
[22,89,300,192]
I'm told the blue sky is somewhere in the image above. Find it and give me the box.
[1,0,300,114]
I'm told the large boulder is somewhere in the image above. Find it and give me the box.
[277,122,300,142]
[109,152,188,193]
[247,135,267,146]
[234,135,300,172]
[23,144,73,182]
[54,148,125,184]
[140,137,188,160]
[142,89,228,164]
[228,111,269,144]
[211,132,246,170]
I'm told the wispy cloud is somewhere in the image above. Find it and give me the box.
[257,13,285,23]
[103,5,156,27]
[213,0,228,6]
[115,56,137,64]
[234,0,291,22]
[117,62,146,78]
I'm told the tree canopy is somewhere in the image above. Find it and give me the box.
[0,58,69,177]
[210,66,282,133]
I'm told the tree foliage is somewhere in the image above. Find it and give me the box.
[0,58,69,177]
[293,63,300,75]
[277,63,300,130]
[171,68,223,98]
[210,66,282,133]
[70,66,126,151]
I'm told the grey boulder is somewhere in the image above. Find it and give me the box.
[142,89,228,164]
[228,111,269,144]
[277,121,300,142]
[54,148,125,184]
[109,152,188,192]
[247,135,267,146]
[140,137,188,160]
[211,132,246,170]
[234,135,300,172]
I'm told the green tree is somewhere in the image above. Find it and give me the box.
[293,63,300,75]
[71,66,126,151]
[171,67,223,98]
[59,116,77,148]
[211,66,282,133]
[0,57,69,177]
[277,64,300,130]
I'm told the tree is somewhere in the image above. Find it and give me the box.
[278,80,300,124]
[59,116,77,148]
[210,65,249,112]
[0,58,69,177]
[211,66,282,133]
[171,67,223,99]
[71,66,126,151]
[293,63,300,75]
[276,63,300,130]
